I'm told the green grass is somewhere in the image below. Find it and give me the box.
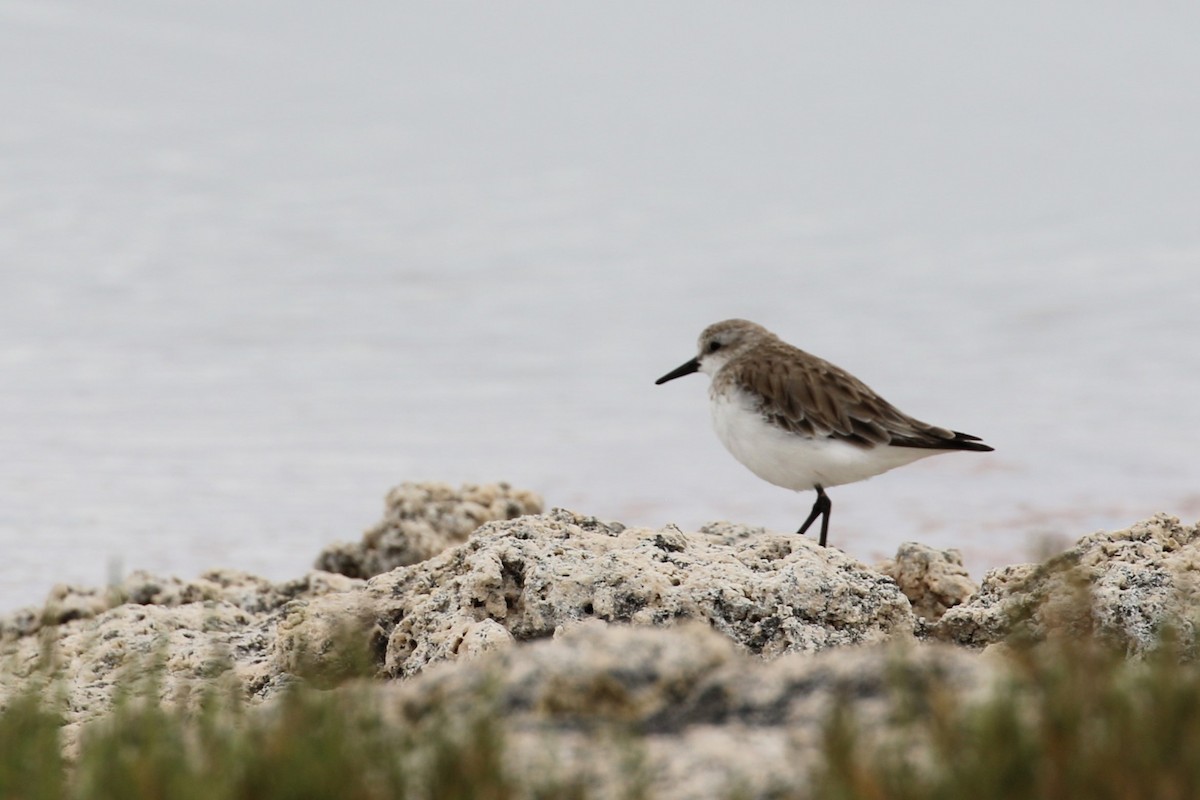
[0,670,596,800]
[0,686,65,800]
[814,628,1200,800]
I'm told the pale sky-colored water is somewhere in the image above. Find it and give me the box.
[3,2,1199,611]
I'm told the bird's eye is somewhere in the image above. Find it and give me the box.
[707,341,722,353]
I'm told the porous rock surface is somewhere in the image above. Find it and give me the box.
[279,509,914,680]
[935,514,1200,651]
[0,569,362,748]
[878,542,978,622]
[6,475,1199,795]
[314,481,543,579]
[1,568,360,641]
[387,621,994,799]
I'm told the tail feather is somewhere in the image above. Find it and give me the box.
[892,428,994,452]
[945,430,994,452]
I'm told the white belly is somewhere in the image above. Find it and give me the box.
[709,388,938,491]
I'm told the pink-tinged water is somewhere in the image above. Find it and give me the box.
[2,1,1199,610]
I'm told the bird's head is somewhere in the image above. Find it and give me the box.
[655,319,771,384]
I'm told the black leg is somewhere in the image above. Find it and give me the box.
[796,486,832,547]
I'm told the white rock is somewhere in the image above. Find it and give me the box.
[936,514,1200,650]
[314,481,543,578]
[878,541,977,622]
[348,509,914,677]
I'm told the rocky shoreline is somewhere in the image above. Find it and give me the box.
[3,482,1198,797]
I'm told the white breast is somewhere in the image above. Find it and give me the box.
[708,386,937,491]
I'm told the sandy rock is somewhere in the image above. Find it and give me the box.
[313,482,544,578]
[1,569,362,642]
[38,582,114,626]
[0,602,267,752]
[385,621,992,799]
[878,542,978,622]
[935,514,1200,650]
[397,621,737,725]
[8,497,1198,791]
[317,509,913,678]
[0,569,362,749]
[458,619,515,661]
[272,590,384,688]
[0,605,41,640]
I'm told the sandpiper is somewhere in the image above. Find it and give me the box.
[655,319,992,547]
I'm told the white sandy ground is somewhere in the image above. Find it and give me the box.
[2,2,1200,609]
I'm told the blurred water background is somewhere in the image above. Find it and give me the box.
[2,1,1199,610]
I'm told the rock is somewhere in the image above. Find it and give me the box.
[302,509,913,679]
[8,499,1200,792]
[1,568,363,641]
[272,590,384,688]
[385,621,994,799]
[0,569,362,751]
[313,482,544,578]
[878,542,977,622]
[1,601,268,754]
[396,621,737,725]
[0,605,40,640]
[935,514,1200,651]
[36,583,113,627]
[458,619,515,661]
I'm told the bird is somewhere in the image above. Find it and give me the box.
[654,319,992,547]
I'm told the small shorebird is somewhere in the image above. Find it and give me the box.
[655,319,992,547]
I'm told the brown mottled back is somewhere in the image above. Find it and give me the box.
[711,325,988,451]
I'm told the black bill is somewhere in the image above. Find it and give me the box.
[655,357,701,385]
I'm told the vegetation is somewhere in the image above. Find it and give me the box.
[0,670,593,800]
[5,618,1200,799]
[815,628,1200,800]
